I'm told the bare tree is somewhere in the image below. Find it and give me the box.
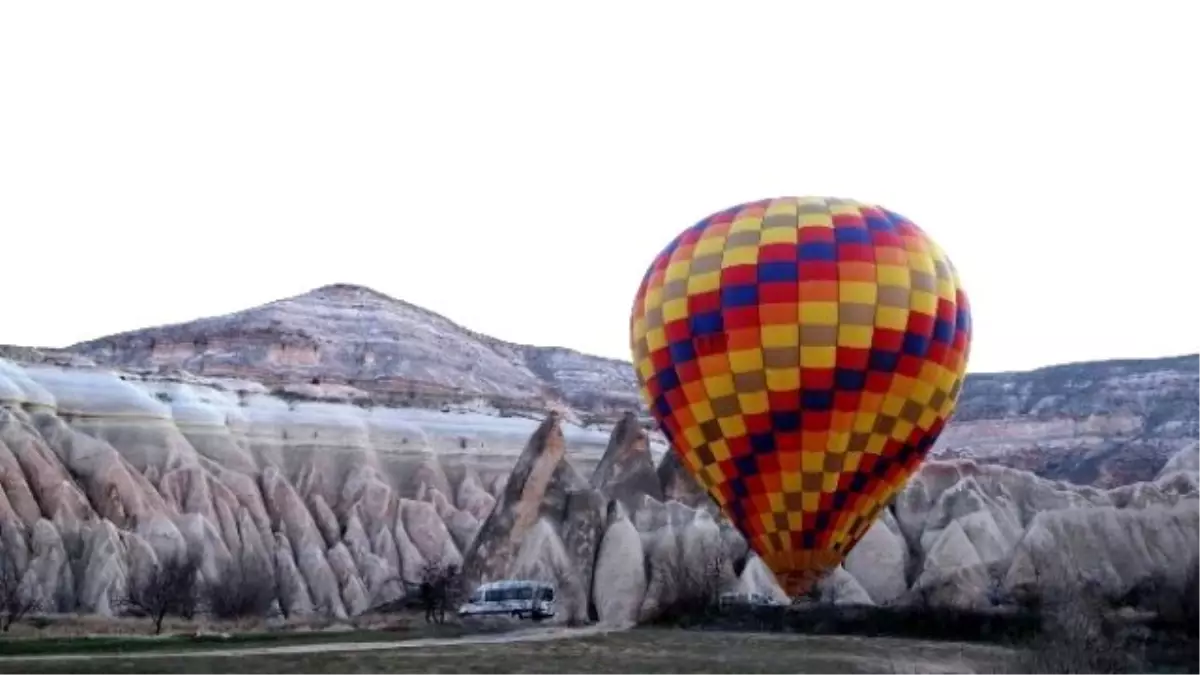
[437,564,462,623]
[658,549,726,622]
[0,534,41,632]
[122,555,201,635]
[418,561,458,625]
[1008,562,1151,673]
[205,552,277,620]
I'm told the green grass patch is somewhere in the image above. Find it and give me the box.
[0,628,418,657]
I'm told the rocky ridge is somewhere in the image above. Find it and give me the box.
[1,350,1196,624]
[41,284,1198,487]
[62,284,640,420]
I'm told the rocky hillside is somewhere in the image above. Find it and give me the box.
[0,356,626,619]
[54,283,1198,488]
[1,349,1196,623]
[65,284,641,418]
[936,354,1198,487]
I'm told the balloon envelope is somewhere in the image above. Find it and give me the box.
[629,196,972,596]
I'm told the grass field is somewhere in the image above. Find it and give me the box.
[0,628,1017,674]
[0,612,533,661]
[3,604,1194,673]
[0,627,449,657]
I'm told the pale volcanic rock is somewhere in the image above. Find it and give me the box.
[633,496,739,622]
[932,355,1198,486]
[736,554,789,604]
[0,358,56,408]
[1157,441,1200,478]
[1003,499,1200,600]
[77,519,132,616]
[273,532,314,617]
[591,502,647,626]
[1,285,1197,624]
[557,487,607,619]
[816,566,875,606]
[341,510,372,573]
[459,414,608,624]
[843,509,909,605]
[636,520,683,622]
[0,428,42,529]
[0,408,93,527]
[400,498,462,571]
[308,493,341,549]
[67,284,641,417]
[589,412,663,508]
[327,542,370,616]
[913,520,990,609]
[21,519,71,612]
[432,492,481,554]
[655,450,710,510]
[455,466,497,522]
[17,284,1200,489]
[392,511,427,585]
[462,415,567,587]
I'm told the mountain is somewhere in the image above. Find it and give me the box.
[44,284,1200,487]
[937,354,1199,486]
[0,284,1196,624]
[66,284,641,419]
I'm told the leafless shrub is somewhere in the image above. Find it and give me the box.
[1120,561,1200,629]
[1008,567,1147,674]
[652,550,726,624]
[120,555,201,635]
[205,552,277,620]
[417,561,462,625]
[0,531,41,632]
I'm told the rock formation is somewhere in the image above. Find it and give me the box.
[59,284,641,420]
[10,283,1191,488]
[934,355,1198,486]
[1,352,1197,622]
[0,283,1196,625]
[589,412,663,509]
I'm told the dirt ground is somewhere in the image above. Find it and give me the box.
[0,626,1018,674]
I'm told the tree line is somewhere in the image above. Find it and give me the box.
[0,524,468,635]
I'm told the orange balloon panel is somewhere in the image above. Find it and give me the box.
[629,196,972,596]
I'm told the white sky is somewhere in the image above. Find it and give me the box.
[1,2,1197,374]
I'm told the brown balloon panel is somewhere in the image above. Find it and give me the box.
[629,196,972,597]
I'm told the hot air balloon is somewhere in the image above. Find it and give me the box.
[629,196,972,597]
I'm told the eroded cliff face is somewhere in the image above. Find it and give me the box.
[1,353,1197,622]
[934,355,1199,487]
[0,356,626,619]
[467,417,1198,622]
[62,284,641,420]
[1,284,1196,623]
[44,284,1198,488]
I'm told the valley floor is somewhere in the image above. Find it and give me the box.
[0,626,1017,674]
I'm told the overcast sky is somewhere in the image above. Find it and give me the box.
[1,2,1196,373]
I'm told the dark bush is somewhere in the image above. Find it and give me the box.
[0,529,42,632]
[205,553,277,620]
[644,552,726,627]
[120,555,201,635]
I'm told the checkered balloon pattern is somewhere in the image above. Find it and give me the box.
[629,196,972,597]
